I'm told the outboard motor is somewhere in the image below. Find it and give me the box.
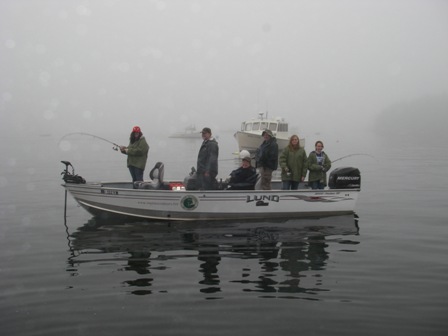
[61,161,86,184]
[328,167,361,189]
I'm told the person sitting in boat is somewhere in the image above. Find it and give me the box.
[226,156,257,190]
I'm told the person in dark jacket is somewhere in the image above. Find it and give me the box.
[255,129,278,190]
[227,156,257,190]
[307,140,331,189]
[196,127,219,190]
[119,126,150,185]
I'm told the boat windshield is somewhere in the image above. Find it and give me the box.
[278,123,288,132]
[268,123,278,132]
[242,120,285,132]
[252,122,260,131]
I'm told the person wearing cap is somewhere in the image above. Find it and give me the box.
[255,129,278,190]
[119,126,150,185]
[279,134,308,190]
[196,127,219,190]
[226,155,257,190]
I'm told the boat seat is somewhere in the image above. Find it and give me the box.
[134,162,165,189]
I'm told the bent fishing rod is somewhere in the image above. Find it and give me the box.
[219,153,376,163]
[58,132,121,151]
[331,153,376,163]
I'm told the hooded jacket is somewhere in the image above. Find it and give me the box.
[197,138,219,175]
[307,151,331,185]
[126,136,149,170]
[279,146,308,181]
[256,137,279,171]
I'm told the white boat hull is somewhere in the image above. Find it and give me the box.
[235,131,286,152]
[63,182,359,221]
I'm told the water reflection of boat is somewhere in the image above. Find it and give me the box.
[66,215,359,297]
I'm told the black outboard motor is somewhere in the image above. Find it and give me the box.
[328,167,361,189]
[60,161,86,184]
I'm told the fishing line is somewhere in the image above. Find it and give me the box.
[331,153,376,163]
[58,132,120,151]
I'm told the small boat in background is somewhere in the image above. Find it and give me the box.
[234,113,305,153]
[169,125,202,139]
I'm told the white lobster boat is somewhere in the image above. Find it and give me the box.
[234,113,305,153]
[61,161,361,222]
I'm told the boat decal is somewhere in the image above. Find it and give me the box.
[180,195,199,210]
[101,189,118,195]
[246,195,280,205]
[290,195,353,202]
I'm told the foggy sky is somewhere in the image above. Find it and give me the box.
[1,0,447,140]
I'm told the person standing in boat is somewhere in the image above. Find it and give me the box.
[196,127,219,190]
[307,140,331,190]
[119,126,150,185]
[279,134,308,190]
[255,129,278,190]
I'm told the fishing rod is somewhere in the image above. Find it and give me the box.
[58,132,121,151]
[331,153,376,163]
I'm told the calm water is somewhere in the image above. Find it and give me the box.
[1,131,447,336]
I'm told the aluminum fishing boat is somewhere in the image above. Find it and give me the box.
[61,161,361,222]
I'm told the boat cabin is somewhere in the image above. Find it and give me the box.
[241,118,288,134]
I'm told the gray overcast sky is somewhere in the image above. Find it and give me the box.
[1,0,447,139]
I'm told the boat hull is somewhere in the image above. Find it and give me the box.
[63,182,359,221]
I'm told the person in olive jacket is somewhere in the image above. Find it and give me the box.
[120,126,150,185]
[279,135,307,190]
[307,140,331,190]
[255,129,278,190]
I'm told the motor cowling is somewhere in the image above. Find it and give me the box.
[328,167,361,189]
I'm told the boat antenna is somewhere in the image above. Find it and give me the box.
[58,132,120,151]
[265,101,269,120]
